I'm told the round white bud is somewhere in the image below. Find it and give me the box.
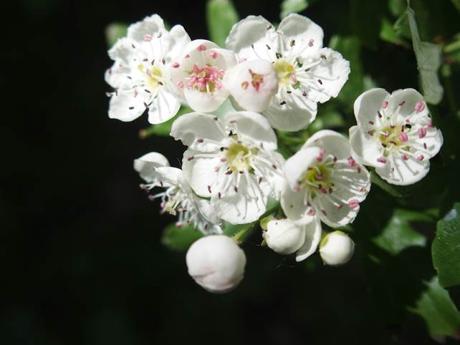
[264,219,305,255]
[319,231,355,266]
[186,235,246,293]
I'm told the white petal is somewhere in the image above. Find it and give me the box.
[134,152,170,182]
[295,216,322,262]
[263,92,316,131]
[284,146,322,190]
[314,165,370,227]
[225,15,277,61]
[388,88,426,118]
[349,125,385,168]
[353,88,390,131]
[213,179,269,224]
[127,14,165,42]
[108,89,145,122]
[224,59,278,112]
[147,89,181,124]
[105,62,130,89]
[280,182,309,222]
[303,130,351,159]
[184,87,228,113]
[108,37,135,65]
[154,166,183,186]
[171,112,226,151]
[305,48,350,102]
[375,154,430,186]
[223,111,277,150]
[195,199,223,233]
[164,25,191,62]
[278,13,324,57]
[413,127,443,158]
[182,149,220,197]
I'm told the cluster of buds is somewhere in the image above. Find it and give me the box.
[106,14,443,293]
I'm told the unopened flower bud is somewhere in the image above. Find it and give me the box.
[264,219,305,255]
[186,235,246,293]
[319,231,354,266]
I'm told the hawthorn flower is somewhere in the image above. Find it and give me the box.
[186,235,246,293]
[105,15,190,124]
[226,14,350,131]
[281,130,371,228]
[171,111,284,224]
[264,216,321,262]
[349,88,443,185]
[134,152,221,233]
[319,231,355,266]
[170,40,237,112]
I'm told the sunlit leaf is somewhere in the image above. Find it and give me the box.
[412,277,460,340]
[372,209,431,255]
[105,22,127,47]
[161,223,203,252]
[432,203,460,288]
[280,0,308,19]
[405,2,443,104]
[206,0,239,47]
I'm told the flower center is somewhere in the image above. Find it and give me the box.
[274,59,296,87]
[374,124,410,154]
[138,64,163,90]
[225,142,254,172]
[299,163,334,196]
[188,64,224,93]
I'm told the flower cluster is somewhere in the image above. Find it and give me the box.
[106,14,443,293]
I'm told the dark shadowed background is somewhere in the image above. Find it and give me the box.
[2,0,460,344]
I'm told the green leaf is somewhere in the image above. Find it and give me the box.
[433,203,460,288]
[372,209,431,255]
[405,3,443,104]
[280,0,308,19]
[412,277,460,340]
[380,18,408,47]
[139,106,191,138]
[206,0,239,47]
[105,22,127,47]
[161,224,203,252]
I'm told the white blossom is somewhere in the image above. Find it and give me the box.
[226,14,350,131]
[134,152,221,234]
[350,88,443,185]
[186,235,246,293]
[281,130,371,228]
[170,40,237,112]
[171,111,284,224]
[264,216,321,262]
[319,231,355,266]
[106,15,190,124]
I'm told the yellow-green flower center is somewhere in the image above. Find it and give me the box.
[273,59,296,86]
[138,64,163,90]
[226,142,255,172]
[299,163,333,196]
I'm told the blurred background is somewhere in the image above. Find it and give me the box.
[2,0,460,344]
